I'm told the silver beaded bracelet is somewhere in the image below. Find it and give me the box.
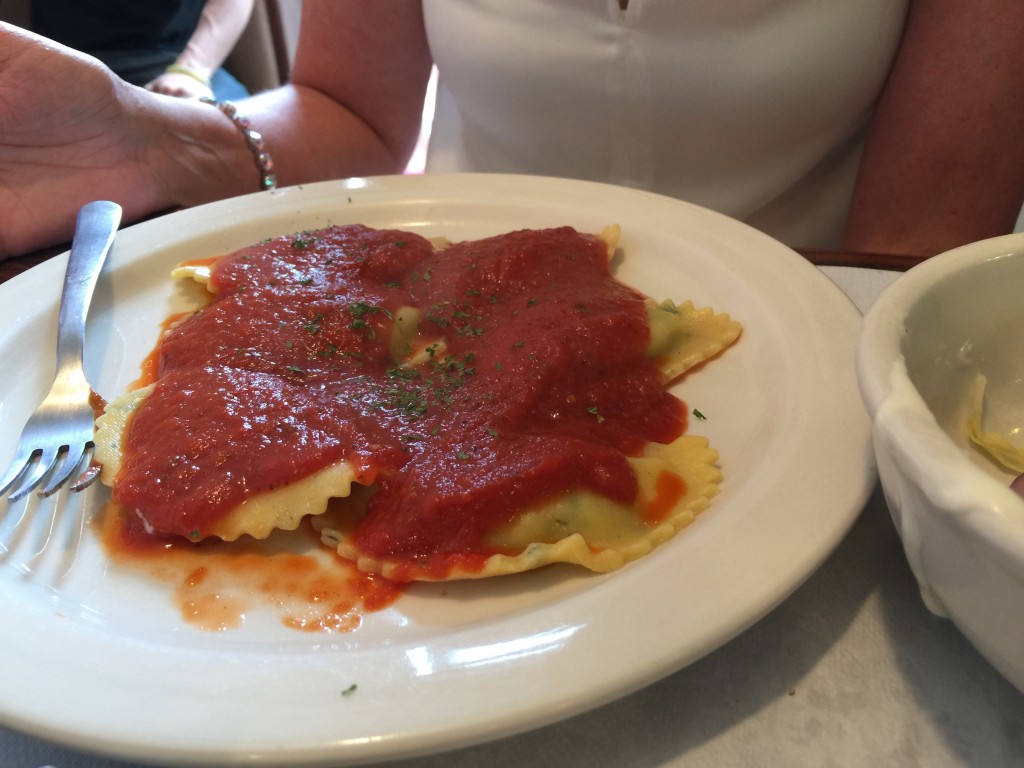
[200,97,278,191]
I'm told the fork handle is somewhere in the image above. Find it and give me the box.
[55,201,123,376]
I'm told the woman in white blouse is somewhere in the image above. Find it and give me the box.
[0,0,1020,262]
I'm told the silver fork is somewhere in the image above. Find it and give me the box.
[0,200,122,502]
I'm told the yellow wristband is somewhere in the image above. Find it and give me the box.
[164,63,211,88]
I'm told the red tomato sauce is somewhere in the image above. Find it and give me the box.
[98,502,404,632]
[114,225,684,562]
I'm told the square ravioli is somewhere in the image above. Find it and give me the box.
[95,224,741,580]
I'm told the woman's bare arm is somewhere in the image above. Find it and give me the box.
[843,0,1024,258]
[147,0,256,97]
[0,1,431,257]
[234,0,434,187]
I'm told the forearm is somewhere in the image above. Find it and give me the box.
[843,0,1024,258]
[152,0,431,203]
[218,85,408,194]
[174,0,256,82]
[211,0,434,189]
[155,86,416,212]
[0,2,430,257]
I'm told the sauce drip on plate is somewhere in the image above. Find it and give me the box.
[99,502,403,632]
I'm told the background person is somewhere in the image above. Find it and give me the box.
[29,0,254,100]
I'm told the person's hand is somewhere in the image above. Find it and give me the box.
[0,25,176,258]
[146,70,214,100]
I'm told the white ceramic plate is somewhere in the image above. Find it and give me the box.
[0,175,873,766]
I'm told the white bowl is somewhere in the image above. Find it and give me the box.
[858,233,1024,690]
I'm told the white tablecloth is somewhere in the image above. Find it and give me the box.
[5,267,1024,768]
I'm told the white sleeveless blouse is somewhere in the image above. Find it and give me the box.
[422,0,908,249]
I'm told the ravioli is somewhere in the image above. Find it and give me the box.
[95,224,741,580]
[312,433,723,580]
